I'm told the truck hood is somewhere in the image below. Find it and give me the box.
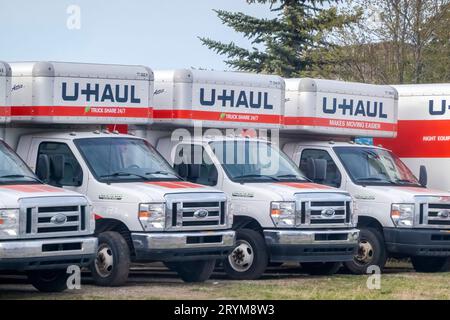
[356,185,450,203]
[231,182,350,202]
[0,184,86,208]
[93,180,225,203]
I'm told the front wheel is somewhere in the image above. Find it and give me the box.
[301,262,342,275]
[411,256,450,273]
[169,259,216,283]
[90,231,130,287]
[344,227,387,275]
[27,269,69,292]
[223,229,268,280]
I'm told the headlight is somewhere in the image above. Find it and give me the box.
[139,203,166,231]
[227,202,233,227]
[0,209,19,239]
[351,201,358,225]
[391,204,414,227]
[270,201,296,227]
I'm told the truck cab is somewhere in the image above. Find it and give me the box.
[284,140,450,273]
[17,131,234,285]
[157,135,359,280]
[0,137,97,292]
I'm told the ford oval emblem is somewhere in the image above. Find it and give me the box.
[50,214,67,225]
[193,209,209,219]
[321,208,336,218]
[438,210,450,219]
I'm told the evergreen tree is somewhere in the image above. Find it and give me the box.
[199,0,360,77]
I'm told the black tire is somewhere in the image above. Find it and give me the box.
[170,259,216,283]
[27,269,69,293]
[301,262,342,275]
[90,231,130,286]
[411,256,450,273]
[344,227,387,275]
[223,229,268,280]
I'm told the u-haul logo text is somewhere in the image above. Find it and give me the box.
[200,88,273,110]
[322,97,388,119]
[62,82,141,104]
[429,99,450,115]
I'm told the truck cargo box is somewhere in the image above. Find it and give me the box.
[374,84,450,191]
[9,61,153,124]
[153,69,284,129]
[283,78,398,137]
[0,61,11,124]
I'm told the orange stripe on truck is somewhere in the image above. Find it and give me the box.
[154,109,282,124]
[0,184,61,193]
[146,181,203,189]
[11,106,153,118]
[277,182,333,189]
[284,116,397,132]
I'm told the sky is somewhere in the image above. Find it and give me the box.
[0,0,275,71]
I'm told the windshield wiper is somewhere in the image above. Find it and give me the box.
[100,172,151,181]
[276,174,307,180]
[355,177,394,184]
[394,179,418,185]
[234,174,280,182]
[145,171,183,180]
[0,174,42,183]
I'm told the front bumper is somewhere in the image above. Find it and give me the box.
[384,227,450,257]
[264,229,360,263]
[132,230,235,262]
[0,237,98,271]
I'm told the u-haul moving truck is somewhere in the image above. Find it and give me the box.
[9,62,235,286]
[153,69,284,129]
[282,79,450,273]
[144,69,359,280]
[375,84,450,191]
[0,61,97,292]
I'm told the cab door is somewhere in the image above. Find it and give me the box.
[27,137,89,195]
[294,146,347,190]
[171,142,224,189]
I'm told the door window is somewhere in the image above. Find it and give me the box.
[300,149,341,187]
[37,142,83,187]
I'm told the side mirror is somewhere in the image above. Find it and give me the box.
[306,158,327,182]
[208,167,218,186]
[176,163,189,179]
[50,155,65,183]
[419,165,427,187]
[36,154,50,183]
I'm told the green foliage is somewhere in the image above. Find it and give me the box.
[199,0,360,77]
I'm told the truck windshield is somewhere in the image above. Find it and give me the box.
[0,141,39,184]
[75,138,179,183]
[333,146,420,186]
[210,140,307,183]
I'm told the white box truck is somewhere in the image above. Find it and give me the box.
[281,78,450,273]
[140,69,359,280]
[8,62,235,286]
[0,61,97,292]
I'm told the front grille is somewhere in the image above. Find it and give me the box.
[297,193,353,228]
[19,197,90,238]
[420,203,450,228]
[171,201,226,230]
[165,193,228,231]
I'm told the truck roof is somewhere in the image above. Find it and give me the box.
[294,139,388,151]
[10,61,153,80]
[20,130,144,141]
[393,83,450,96]
[285,78,398,99]
[163,134,272,145]
[155,69,284,89]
